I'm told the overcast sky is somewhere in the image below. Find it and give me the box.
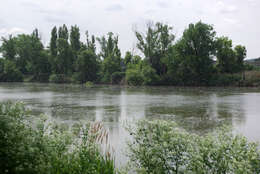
[0,0,259,58]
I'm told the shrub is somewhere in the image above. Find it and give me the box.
[142,65,159,85]
[111,71,125,84]
[126,69,144,86]
[0,102,115,174]
[209,73,242,86]
[48,74,71,83]
[0,60,23,82]
[85,81,94,88]
[127,120,260,174]
[71,72,81,83]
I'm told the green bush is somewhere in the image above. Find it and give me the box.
[127,120,260,174]
[209,73,242,86]
[85,81,94,88]
[71,72,81,83]
[142,65,159,85]
[111,71,125,84]
[0,102,115,174]
[48,74,71,83]
[126,69,144,86]
[0,60,23,82]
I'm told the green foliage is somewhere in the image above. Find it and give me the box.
[0,22,250,86]
[75,49,99,83]
[128,120,260,174]
[50,26,58,58]
[98,32,122,83]
[101,55,121,83]
[49,26,58,73]
[0,60,23,82]
[141,64,159,85]
[124,51,133,67]
[135,22,175,76]
[0,35,16,61]
[215,37,247,74]
[127,120,191,174]
[85,81,94,88]
[86,31,96,53]
[126,68,144,86]
[111,71,125,84]
[48,74,68,83]
[56,38,73,75]
[58,24,69,40]
[172,21,216,85]
[235,45,247,72]
[216,36,236,73]
[209,73,242,86]
[0,102,115,174]
[70,25,81,53]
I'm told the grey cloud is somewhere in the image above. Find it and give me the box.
[105,4,124,12]
[217,1,237,14]
[223,18,238,24]
[44,16,66,24]
[38,8,72,17]
[157,1,169,8]
[20,1,39,9]
[0,19,7,28]
[219,8,237,14]
[145,9,157,15]
[20,1,71,19]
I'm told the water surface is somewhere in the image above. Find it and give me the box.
[1,83,260,166]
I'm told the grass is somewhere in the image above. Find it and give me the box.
[0,102,115,174]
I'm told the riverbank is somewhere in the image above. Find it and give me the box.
[2,70,260,88]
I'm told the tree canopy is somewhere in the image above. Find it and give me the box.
[0,21,248,86]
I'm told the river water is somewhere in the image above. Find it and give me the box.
[1,83,260,166]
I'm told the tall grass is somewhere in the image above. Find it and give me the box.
[0,102,115,174]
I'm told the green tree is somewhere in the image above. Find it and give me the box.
[50,26,58,57]
[0,35,16,61]
[86,31,96,53]
[97,32,122,82]
[14,29,49,77]
[2,60,23,82]
[58,24,69,40]
[75,49,99,83]
[124,51,133,68]
[135,22,175,76]
[173,21,216,85]
[216,37,247,73]
[215,37,236,73]
[55,24,73,75]
[234,45,246,72]
[49,26,58,74]
[56,38,73,75]
[70,25,81,53]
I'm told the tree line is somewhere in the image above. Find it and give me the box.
[0,21,247,86]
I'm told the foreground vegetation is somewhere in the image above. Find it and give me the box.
[0,102,115,174]
[1,102,260,173]
[1,21,259,86]
[127,120,260,174]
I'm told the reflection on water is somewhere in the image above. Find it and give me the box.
[0,83,260,166]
